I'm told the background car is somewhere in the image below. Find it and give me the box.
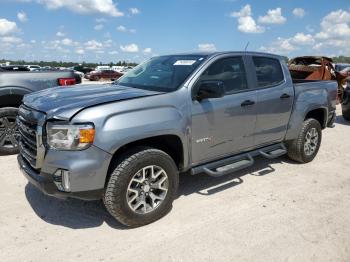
[0,65,30,71]
[85,70,123,81]
[25,65,41,71]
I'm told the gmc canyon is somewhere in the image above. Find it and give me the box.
[0,70,76,154]
[17,52,337,227]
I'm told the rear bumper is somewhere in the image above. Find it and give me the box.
[18,154,103,200]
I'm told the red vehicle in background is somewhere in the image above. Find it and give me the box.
[85,70,123,81]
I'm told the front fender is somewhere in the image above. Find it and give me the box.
[71,92,190,167]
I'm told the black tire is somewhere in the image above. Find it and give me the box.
[287,118,322,163]
[0,107,20,155]
[342,105,350,121]
[104,147,179,227]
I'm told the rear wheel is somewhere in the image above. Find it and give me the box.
[0,107,20,155]
[104,147,179,227]
[287,118,322,163]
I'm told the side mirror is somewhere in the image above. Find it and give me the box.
[196,80,225,100]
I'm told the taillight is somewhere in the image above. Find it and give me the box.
[58,78,76,86]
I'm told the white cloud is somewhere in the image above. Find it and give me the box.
[315,9,350,40]
[56,31,65,37]
[129,8,140,15]
[260,37,296,54]
[120,43,139,53]
[0,36,22,44]
[36,0,124,17]
[312,9,350,54]
[143,47,152,54]
[258,8,286,24]
[75,48,85,55]
[104,39,112,47]
[0,18,18,36]
[231,5,264,33]
[61,38,73,46]
[30,39,36,44]
[117,25,127,32]
[117,25,135,33]
[95,17,107,23]
[198,43,217,52]
[94,24,104,30]
[292,33,314,45]
[85,40,103,50]
[109,50,118,55]
[17,11,28,22]
[293,8,305,18]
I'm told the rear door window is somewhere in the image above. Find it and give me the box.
[253,57,284,88]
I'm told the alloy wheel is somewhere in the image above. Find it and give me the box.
[126,165,169,214]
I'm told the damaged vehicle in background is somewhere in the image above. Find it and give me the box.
[289,56,350,121]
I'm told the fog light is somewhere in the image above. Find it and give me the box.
[53,169,71,192]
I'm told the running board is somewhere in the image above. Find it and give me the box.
[191,143,287,177]
[259,144,287,159]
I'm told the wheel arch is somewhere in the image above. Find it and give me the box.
[0,86,31,108]
[304,107,328,129]
[106,134,185,186]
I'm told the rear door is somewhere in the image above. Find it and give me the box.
[249,56,294,146]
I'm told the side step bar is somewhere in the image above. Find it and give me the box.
[192,143,287,178]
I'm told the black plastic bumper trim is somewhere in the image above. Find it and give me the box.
[17,154,104,201]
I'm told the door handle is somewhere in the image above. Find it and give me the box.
[280,93,291,99]
[241,100,255,107]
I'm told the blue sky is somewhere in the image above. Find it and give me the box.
[0,0,349,63]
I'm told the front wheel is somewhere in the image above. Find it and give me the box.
[287,118,322,163]
[104,147,179,227]
[0,107,20,155]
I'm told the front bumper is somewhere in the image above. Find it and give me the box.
[18,145,112,200]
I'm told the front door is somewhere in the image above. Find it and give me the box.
[191,56,257,165]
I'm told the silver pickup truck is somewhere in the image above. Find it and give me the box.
[17,52,337,227]
[0,70,76,154]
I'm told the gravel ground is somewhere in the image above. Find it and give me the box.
[0,106,349,262]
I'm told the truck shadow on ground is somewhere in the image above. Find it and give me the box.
[25,156,295,230]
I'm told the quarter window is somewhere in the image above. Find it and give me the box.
[253,57,284,88]
[198,57,248,94]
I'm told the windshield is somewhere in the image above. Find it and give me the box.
[115,55,207,92]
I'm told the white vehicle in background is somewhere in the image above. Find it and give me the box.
[25,65,41,71]
[74,70,85,78]
[95,65,111,71]
[111,66,124,73]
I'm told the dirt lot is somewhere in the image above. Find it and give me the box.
[1,106,349,262]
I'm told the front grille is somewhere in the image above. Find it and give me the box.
[17,114,38,168]
[17,105,46,170]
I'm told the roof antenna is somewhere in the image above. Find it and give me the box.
[244,42,250,52]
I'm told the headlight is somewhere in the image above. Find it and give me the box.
[46,123,95,150]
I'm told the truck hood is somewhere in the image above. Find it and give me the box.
[23,84,163,120]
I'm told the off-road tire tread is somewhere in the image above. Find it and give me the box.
[104,147,178,227]
[287,118,322,163]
